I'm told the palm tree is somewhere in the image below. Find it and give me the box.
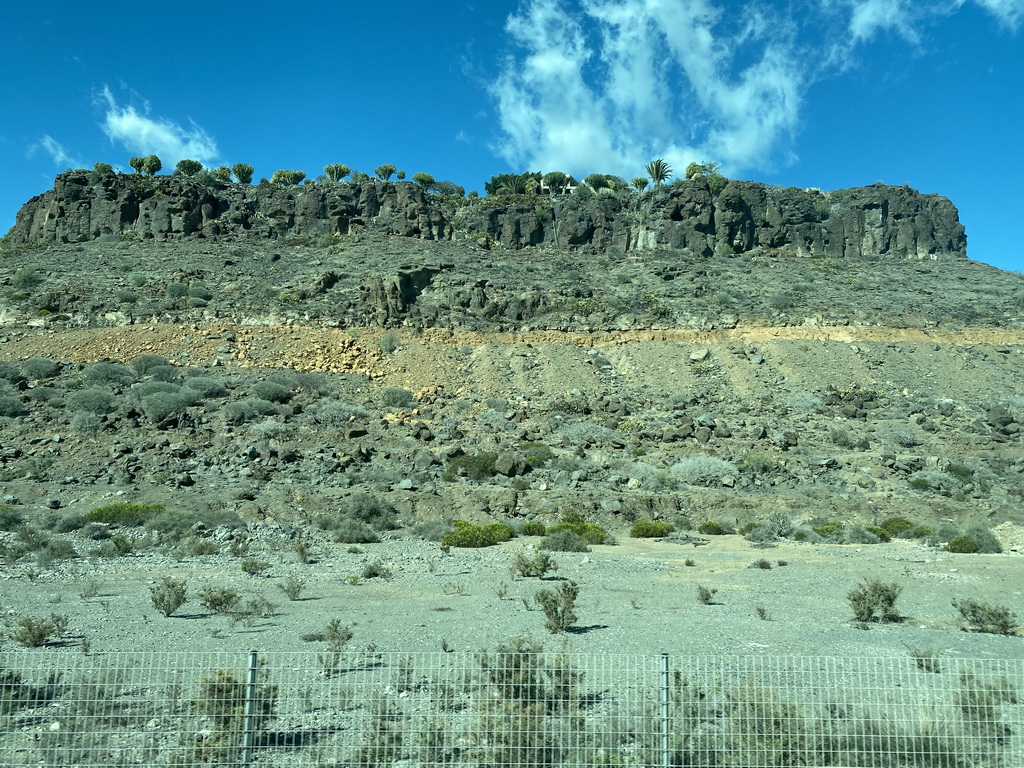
[645,159,671,186]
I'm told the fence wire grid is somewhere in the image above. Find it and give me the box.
[0,649,1020,767]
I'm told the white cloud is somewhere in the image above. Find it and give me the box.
[490,0,1022,181]
[490,0,802,178]
[845,0,920,43]
[98,86,218,167]
[32,135,83,169]
[966,0,1024,28]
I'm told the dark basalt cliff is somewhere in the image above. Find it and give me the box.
[6,171,966,260]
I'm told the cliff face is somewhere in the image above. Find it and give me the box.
[5,171,966,260]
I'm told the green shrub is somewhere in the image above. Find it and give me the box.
[278,576,305,601]
[325,519,379,544]
[232,163,254,184]
[175,159,203,176]
[20,358,58,380]
[0,506,24,532]
[183,376,228,398]
[547,512,611,544]
[346,494,399,530]
[0,361,26,385]
[11,267,42,292]
[147,365,182,383]
[513,552,558,578]
[630,520,674,538]
[521,521,547,536]
[848,579,902,623]
[951,526,1002,554]
[445,451,499,481]
[864,525,892,542]
[535,580,579,633]
[223,398,277,424]
[10,615,64,647]
[252,381,293,403]
[0,396,26,418]
[271,169,306,185]
[323,163,350,182]
[519,442,555,468]
[141,390,199,423]
[241,558,271,577]
[698,519,728,535]
[83,362,134,386]
[67,388,116,414]
[946,535,981,554]
[87,502,164,527]
[150,577,188,617]
[952,598,1017,635]
[540,529,590,553]
[200,587,240,614]
[696,585,718,605]
[381,387,413,408]
[441,520,514,548]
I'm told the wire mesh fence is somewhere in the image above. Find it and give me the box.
[0,647,1020,767]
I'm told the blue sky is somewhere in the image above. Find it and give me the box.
[2,0,1022,271]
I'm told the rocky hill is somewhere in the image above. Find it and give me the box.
[0,167,1023,674]
[7,170,965,261]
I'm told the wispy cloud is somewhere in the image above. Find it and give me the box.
[490,0,1022,180]
[967,0,1024,28]
[98,86,218,167]
[31,135,83,169]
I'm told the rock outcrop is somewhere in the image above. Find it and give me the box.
[5,171,966,260]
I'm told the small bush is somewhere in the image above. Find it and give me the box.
[535,580,579,633]
[540,529,590,553]
[953,598,1017,635]
[67,388,116,414]
[278,576,305,601]
[521,521,547,536]
[361,562,391,580]
[696,585,718,605]
[130,354,170,376]
[252,381,293,403]
[513,552,558,578]
[327,519,379,544]
[199,587,240,615]
[183,376,228,398]
[83,362,134,386]
[241,558,271,577]
[87,502,163,526]
[21,358,58,380]
[0,506,24,532]
[698,519,728,535]
[150,577,188,617]
[445,452,499,481]
[223,398,277,425]
[10,615,63,647]
[547,512,611,544]
[750,558,773,570]
[381,387,413,408]
[848,579,902,624]
[0,396,26,418]
[630,520,674,538]
[141,390,199,423]
[442,520,514,548]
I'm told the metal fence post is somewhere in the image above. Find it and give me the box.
[241,650,259,767]
[660,652,670,768]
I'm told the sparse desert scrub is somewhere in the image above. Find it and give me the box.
[848,579,902,624]
[953,598,1018,635]
[512,551,558,578]
[150,577,188,617]
[535,580,580,633]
